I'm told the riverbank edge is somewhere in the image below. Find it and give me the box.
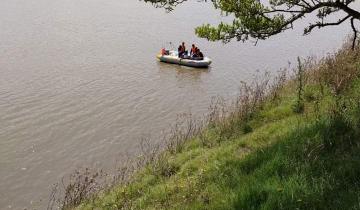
[62,43,360,209]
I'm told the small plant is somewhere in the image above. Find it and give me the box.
[292,57,305,114]
[322,110,354,150]
[166,114,202,154]
[303,86,317,102]
[314,96,321,121]
[49,168,107,210]
[292,102,305,114]
[153,154,179,177]
[241,123,253,134]
[270,69,287,103]
[198,131,215,148]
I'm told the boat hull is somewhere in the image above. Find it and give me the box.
[157,54,212,68]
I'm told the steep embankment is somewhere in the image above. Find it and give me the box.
[71,46,360,210]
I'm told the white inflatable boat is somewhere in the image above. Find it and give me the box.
[157,50,212,68]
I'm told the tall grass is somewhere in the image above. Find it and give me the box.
[48,69,277,209]
[48,40,360,210]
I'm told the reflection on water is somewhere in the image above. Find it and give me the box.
[0,0,350,208]
[158,62,210,82]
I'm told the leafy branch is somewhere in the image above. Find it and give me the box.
[142,0,360,49]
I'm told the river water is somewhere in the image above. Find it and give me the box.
[0,0,351,208]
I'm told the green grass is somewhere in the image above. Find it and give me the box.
[74,47,360,210]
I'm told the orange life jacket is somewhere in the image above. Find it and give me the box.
[161,48,166,55]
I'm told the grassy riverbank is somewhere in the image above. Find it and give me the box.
[67,44,360,210]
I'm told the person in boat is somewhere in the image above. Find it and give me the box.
[178,42,187,58]
[191,47,199,58]
[161,48,168,56]
[178,45,182,54]
[192,48,204,60]
[178,45,184,58]
[197,49,204,59]
[181,42,186,53]
[190,44,196,56]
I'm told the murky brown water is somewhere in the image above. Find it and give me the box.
[0,0,351,208]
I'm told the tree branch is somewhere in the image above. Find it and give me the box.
[351,17,358,49]
[261,1,360,38]
[305,15,351,34]
[263,9,304,14]
[144,0,360,49]
[300,0,312,8]
[336,2,360,19]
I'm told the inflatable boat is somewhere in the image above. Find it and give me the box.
[156,50,212,68]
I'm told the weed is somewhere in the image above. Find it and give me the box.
[292,57,305,114]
